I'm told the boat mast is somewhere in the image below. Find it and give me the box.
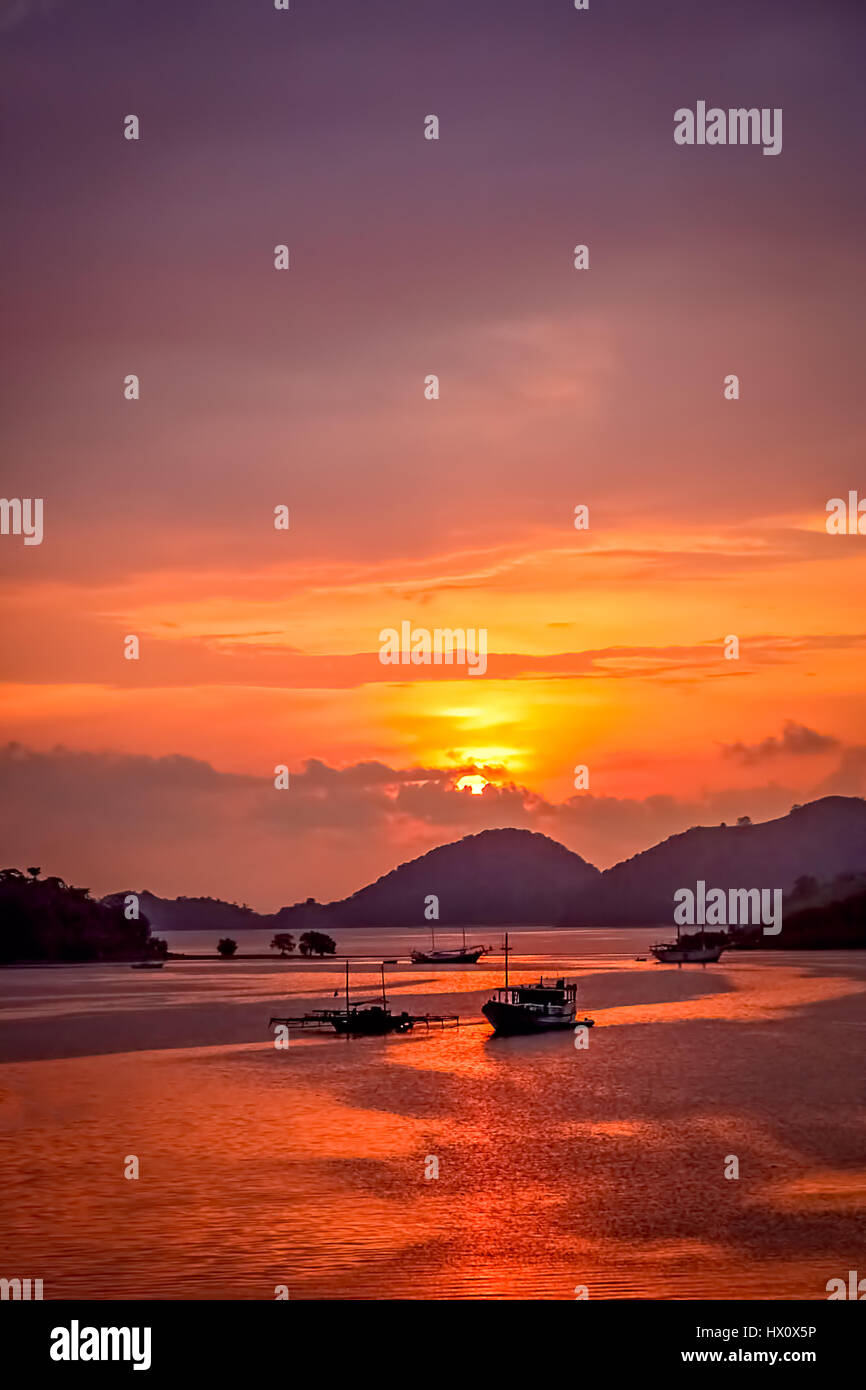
[504,930,509,991]
[380,962,387,1009]
[345,958,350,1016]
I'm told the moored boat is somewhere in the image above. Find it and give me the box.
[325,1004,413,1035]
[650,925,725,964]
[651,943,725,963]
[481,932,594,1035]
[268,959,459,1038]
[410,946,485,964]
[410,924,486,965]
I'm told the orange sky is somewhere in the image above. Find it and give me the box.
[2,510,865,906]
[1,0,865,907]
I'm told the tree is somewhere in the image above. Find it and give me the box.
[0,865,153,963]
[736,816,751,826]
[270,933,295,956]
[298,930,337,958]
[217,937,238,958]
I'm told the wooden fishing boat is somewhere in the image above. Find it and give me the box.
[481,932,594,1035]
[410,924,486,964]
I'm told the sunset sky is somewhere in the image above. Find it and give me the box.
[1,0,865,908]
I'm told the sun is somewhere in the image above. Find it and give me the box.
[456,773,488,795]
[452,743,518,796]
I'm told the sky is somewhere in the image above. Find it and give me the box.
[1,0,865,909]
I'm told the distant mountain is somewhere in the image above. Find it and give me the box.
[103,796,866,935]
[568,797,866,925]
[733,884,866,950]
[110,830,600,931]
[101,891,261,935]
[275,828,601,929]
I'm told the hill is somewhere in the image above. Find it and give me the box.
[569,797,866,925]
[278,828,601,929]
[734,883,866,950]
[102,797,866,935]
[101,891,260,936]
[1,869,164,963]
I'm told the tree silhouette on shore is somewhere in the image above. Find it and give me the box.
[0,867,165,963]
[298,931,337,957]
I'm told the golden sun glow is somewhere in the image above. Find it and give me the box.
[452,746,521,769]
[456,774,488,795]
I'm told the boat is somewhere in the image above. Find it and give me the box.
[650,924,725,964]
[651,942,725,964]
[481,932,594,1035]
[410,924,486,965]
[324,1004,414,1036]
[268,960,459,1038]
[130,961,165,969]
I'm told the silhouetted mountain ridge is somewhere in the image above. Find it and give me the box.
[571,796,866,924]
[296,828,601,928]
[105,797,866,932]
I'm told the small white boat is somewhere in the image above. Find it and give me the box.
[650,926,724,964]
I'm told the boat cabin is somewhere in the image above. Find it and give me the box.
[489,978,577,1011]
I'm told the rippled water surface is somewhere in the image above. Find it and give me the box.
[1,929,864,1299]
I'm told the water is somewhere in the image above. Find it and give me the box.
[1,929,864,1300]
[157,924,640,957]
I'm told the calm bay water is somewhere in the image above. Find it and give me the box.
[1,927,864,1300]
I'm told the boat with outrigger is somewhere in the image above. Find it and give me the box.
[410,924,487,965]
[269,960,459,1038]
[481,932,595,1036]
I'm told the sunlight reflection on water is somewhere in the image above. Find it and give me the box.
[0,937,864,1299]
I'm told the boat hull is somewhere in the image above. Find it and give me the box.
[481,1000,591,1035]
[651,945,725,963]
[328,1009,414,1036]
[410,949,484,964]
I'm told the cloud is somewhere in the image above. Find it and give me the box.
[811,747,866,798]
[721,721,840,765]
[4,613,865,690]
[0,741,832,912]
